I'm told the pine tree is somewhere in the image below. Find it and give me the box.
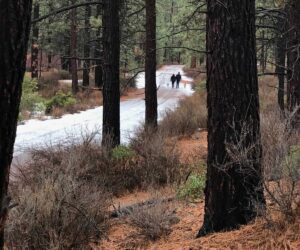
[102,0,121,146]
[83,0,91,87]
[70,0,79,94]
[0,0,32,246]
[286,0,300,115]
[31,2,40,79]
[198,0,265,237]
[145,0,158,128]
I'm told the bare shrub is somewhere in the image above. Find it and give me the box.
[6,141,111,249]
[128,200,178,240]
[160,92,207,137]
[225,106,300,223]
[130,126,183,187]
[261,107,300,222]
[6,128,184,248]
[259,76,278,113]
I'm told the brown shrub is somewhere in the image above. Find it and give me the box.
[6,139,111,249]
[160,92,207,137]
[222,101,300,225]
[128,200,178,240]
[75,90,102,110]
[258,76,278,113]
[51,106,65,118]
[261,107,300,223]
[47,90,102,118]
[130,127,184,187]
[6,125,184,248]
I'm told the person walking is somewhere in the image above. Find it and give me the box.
[176,72,182,89]
[170,74,176,88]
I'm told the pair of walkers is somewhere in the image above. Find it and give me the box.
[170,72,182,89]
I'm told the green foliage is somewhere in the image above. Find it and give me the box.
[194,80,206,92]
[285,145,300,177]
[20,77,46,113]
[45,91,76,114]
[112,145,136,161]
[177,161,207,201]
[90,16,102,30]
[177,173,206,201]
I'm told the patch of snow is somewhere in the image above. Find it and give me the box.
[14,65,194,157]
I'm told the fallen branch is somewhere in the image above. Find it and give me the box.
[110,196,175,218]
[78,85,102,91]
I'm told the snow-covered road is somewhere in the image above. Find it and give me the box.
[14,65,194,158]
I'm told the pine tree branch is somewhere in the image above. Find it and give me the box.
[32,1,103,24]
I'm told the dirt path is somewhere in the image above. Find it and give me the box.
[14,65,193,163]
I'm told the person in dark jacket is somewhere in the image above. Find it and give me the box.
[176,72,182,88]
[170,74,176,88]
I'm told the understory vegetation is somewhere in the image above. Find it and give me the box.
[6,128,187,249]
[159,73,207,137]
[9,73,300,248]
[177,161,207,202]
[128,201,179,240]
[19,71,135,121]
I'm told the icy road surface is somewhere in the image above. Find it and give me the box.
[14,65,194,157]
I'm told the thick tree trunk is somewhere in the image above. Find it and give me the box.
[0,0,32,246]
[275,14,286,111]
[31,3,39,78]
[102,0,120,146]
[197,0,265,237]
[70,2,79,94]
[95,4,103,88]
[83,0,91,87]
[286,1,300,115]
[145,0,158,128]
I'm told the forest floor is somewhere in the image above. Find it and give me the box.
[96,130,300,250]
[13,69,300,249]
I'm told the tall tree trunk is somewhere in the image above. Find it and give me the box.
[47,3,53,70]
[0,1,32,246]
[260,30,266,73]
[70,1,79,94]
[145,0,158,128]
[191,56,197,69]
[61,35,70,71]
[83,0,91,87]
[31,3,39,78]
[95,4,103,88]
[275,13,286,111]
[197,0,265,237]
[102,0,120,146]
[170,0,175,63]
[286,1,300,115]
